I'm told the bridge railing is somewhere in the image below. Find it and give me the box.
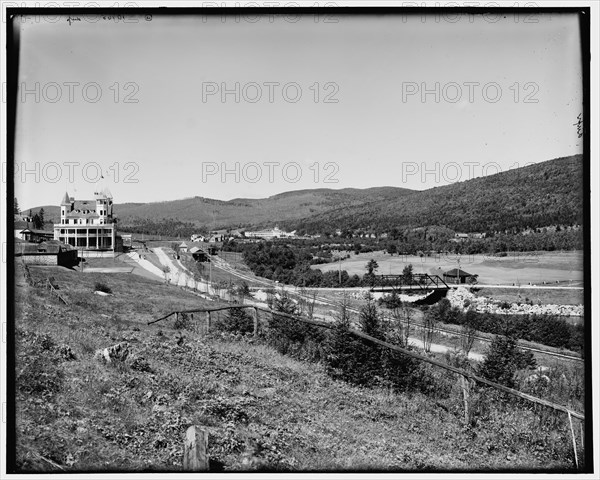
[373,273,449,290]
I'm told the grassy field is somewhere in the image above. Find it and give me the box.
[315,251,584,302]
[13,263,584,472]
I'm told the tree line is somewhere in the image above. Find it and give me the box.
[379,295,584,355]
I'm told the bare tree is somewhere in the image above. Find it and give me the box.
[401,302,413,346]
[305,289,317,320]
[421,308,437,353]
[460,309,479,357]
[236,281,251,304]
[389,305,405,347]
[337,291,352,326]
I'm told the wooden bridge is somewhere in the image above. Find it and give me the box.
[370,273,450,292]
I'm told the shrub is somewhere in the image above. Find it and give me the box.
[323,298,435,394]
[174,312,194,331]
[214,308,254,335]
[16,332,64,397]
[17,356,64,396]
[94,282,112,294]
[264,288,326,359]
[130,356,154,373]
[265,312,327,362]
[378,291,403,310]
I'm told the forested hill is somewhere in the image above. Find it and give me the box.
[284,155,584,234]
[26,187,414,231]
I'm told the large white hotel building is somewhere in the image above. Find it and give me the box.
[53,188,116,251]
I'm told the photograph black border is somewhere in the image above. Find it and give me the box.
[4,5,593,474]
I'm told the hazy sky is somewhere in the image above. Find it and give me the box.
[12,11,584,210]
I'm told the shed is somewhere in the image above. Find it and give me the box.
[442,268,478,285]
[20,228,54,243]
[15,240,78,267]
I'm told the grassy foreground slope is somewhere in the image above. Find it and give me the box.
[14,265,576,472]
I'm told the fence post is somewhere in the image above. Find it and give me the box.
[205,311,211,334]
[568,412,579,469]
[459,374,470,425]
[183,425,209,471]
[253,307,259,337]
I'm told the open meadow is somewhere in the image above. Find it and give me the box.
[314,251,584,305]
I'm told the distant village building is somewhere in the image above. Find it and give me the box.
[121,234,132,247]
[451,232,487,242]
[53,189,117,252]
[18,228,54,243]
[14,215,54,242]
[244,227,296,239]
[179,242,189,253]
[442,268,478,285]
[190,234,205,242]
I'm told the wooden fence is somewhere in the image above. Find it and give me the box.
[45,277,69,305]
[150,302,585,470]
[150,304,583,416]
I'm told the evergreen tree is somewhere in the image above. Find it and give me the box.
[32,213,43,230]
[324,296,362,383]
[402,264,414,285]
[479,335,536,388]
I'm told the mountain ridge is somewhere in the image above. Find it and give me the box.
[22,154,583,234]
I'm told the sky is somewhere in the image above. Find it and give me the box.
[11,11,584,210]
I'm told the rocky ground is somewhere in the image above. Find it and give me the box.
[447,287,583,317]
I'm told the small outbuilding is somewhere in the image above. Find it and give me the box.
[19,228,54,243]
[15,240,78,267]
[442,268,478,285]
